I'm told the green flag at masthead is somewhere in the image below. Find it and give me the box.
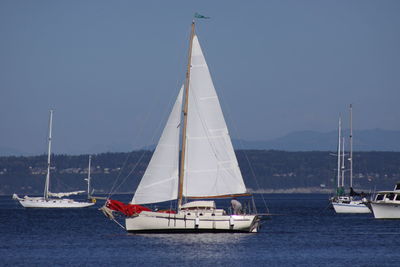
[194,12,210,19]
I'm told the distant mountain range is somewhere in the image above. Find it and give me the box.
[142,129,400,152]
[232,129,400,151]
[1,129,399,156]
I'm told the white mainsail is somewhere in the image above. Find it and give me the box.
[131,86,184,204]
[183,35,247,198]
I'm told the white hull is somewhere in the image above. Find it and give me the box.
[14,195,94,208]
[125,211,259,233]
[332,201,371,214]
[371,202,400,219]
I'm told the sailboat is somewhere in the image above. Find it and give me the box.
[330,105,371,213]
[102,21,261,233]
[13,110,95,208]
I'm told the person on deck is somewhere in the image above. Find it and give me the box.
[231,198,242,215]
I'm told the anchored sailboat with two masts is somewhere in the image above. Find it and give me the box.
[102,21,261,232]
[13,110,95,208]
[330,105,371,213]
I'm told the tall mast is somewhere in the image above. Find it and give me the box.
[337,115,341,190]
[87,155,92,199]
[349,104,353,188]
[341,136,345,187]
[178,21,196,209]
[44,110,53,201]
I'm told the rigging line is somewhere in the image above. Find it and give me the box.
[108,85,182,198]
[110,216,126,230]
[242,151,269,213]
[107,147,148,198]
[107,151,141,199]
[107,90,164,198]
[217,85,269,213]
[112,102,178,197]
[109,150,148,196]
[108,84,179,197]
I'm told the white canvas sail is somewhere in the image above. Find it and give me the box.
[183,35,247,198]
[131,86,183,204]
[48,191,85,198]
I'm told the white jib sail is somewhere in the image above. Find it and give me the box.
[183,35,247,197]
[131,86,183,204]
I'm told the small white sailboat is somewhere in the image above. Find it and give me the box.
[13,110,95,208]
[102,21,261,233]
[369,183,400,219]
[330,105,371,214]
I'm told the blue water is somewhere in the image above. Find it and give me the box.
[1,194,399,266]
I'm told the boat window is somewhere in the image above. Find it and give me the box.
[199,213,203,216]
[395,184,400,190]
[187,213,191,216]
[396,195,400,201]
[376,194,384,201]
[387,193,395,200]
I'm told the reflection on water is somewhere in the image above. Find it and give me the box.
[117,233,264,266]
[134,233,251,244]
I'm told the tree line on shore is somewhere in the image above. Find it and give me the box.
[1,150,399,195]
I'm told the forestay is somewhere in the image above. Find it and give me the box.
[183,35,247,197]
[131,86,183,204]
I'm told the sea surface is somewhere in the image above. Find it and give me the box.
[1,194,399,266]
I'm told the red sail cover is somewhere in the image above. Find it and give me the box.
[106,199,151,216]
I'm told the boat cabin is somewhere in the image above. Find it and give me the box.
[180,201,226,216]
[374,192,400,202]
[333,196,352,203]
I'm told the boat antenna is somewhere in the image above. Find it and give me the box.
[178,21,196,209]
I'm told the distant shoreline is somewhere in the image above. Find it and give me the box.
[249,187,377,194]
[2,190,374,196]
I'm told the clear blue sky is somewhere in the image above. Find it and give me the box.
[0,0,399,155]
